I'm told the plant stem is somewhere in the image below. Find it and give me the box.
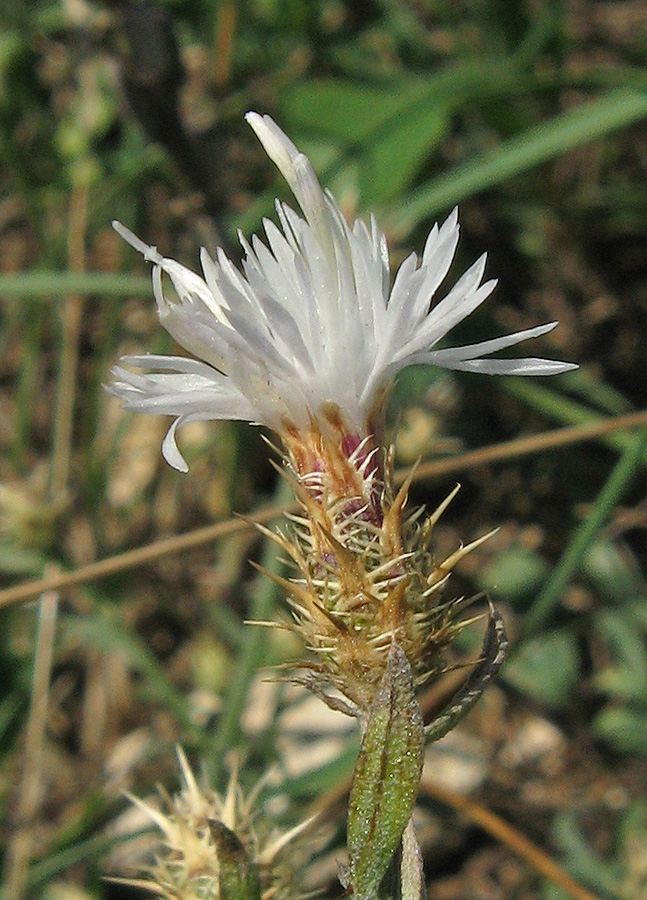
[205,477,293,782]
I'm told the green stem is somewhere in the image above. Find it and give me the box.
[205,477,293,782]
[524,429,647,634]
[0,273,151,298]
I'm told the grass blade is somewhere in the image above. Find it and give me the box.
[389,89,647,232]
[524,429,647,633]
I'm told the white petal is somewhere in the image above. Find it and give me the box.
[395,278,498,361]
[414,209,460,317]
[112,221,162,264]
[245,112,301,196]
[162,417,190,472]
[246,111,335,263]
[428,253,488,324]
[443,358,579,375]
[110,114,577,472]
[423,322,559,364]
[119,354,222,376]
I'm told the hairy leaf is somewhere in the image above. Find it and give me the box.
[348,643,424,900]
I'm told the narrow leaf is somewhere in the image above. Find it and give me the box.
[348,642,424,900]
[390,89,647,232]
[525,428,647,633]
[360,105,449,203]
[281,80,421,143]
[426,604,507,743]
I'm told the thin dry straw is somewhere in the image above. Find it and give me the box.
[1,408,647,610]
[4,587,59,899]
[420,777,604,900]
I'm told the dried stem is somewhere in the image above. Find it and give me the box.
[50,183,87,499]
[1,408,647,610]
[420,777,605,900]
[4,585,59,900]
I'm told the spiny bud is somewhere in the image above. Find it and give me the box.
[257,405,497,715]
[113,749,313,900]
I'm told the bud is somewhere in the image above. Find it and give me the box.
[114,749,312,900]
[258,408,497,715]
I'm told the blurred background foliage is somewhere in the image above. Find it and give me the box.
[1,0,647,898]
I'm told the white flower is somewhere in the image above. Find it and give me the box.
[110,112,576,472]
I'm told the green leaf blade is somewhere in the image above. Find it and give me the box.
[390,89,647,232]
[347,642,424,900]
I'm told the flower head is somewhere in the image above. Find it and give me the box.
[110,112,576,473]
